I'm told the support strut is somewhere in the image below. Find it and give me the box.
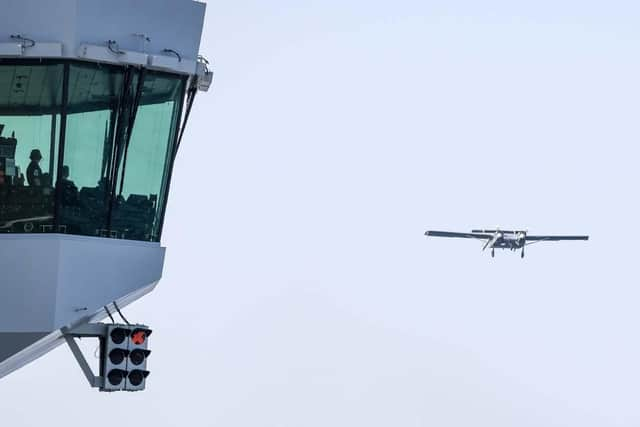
[61,323,109,389]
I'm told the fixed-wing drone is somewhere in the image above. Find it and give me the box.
[424,229,589,258]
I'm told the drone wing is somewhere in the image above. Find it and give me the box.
[525,235,589,243]
[425,230,493,240]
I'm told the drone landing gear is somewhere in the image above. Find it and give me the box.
[491,248,495,258]
[521,247,525,258]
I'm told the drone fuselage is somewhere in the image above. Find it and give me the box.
[491,233,527,250]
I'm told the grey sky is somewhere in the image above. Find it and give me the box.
[3,1,640,425]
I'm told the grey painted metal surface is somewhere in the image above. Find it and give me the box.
[0,333,48,362]
[0,234,165,332]
[0,233,164,377]
[0,280,158,379]
[0,0,206,75]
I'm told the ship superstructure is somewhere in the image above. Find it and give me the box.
[0,0,211,388]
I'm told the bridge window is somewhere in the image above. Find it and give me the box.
[113,71,185,241]
[0,60,186,242]
[58,63,127,237]
[0,62,64,234]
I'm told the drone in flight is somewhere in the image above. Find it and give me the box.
[424,229,589,258]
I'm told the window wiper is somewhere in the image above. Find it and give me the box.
[118,68,146,196]
[106,67,135,231]
[173,82,198,158]
[106,67,133,193]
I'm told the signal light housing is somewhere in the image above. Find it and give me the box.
[124,326,152,391]
[99,324,152,392]
[106,369,128,387]
[108,348,129,365]
[129,349,151,366]
[110,327,128,345]
[100,326,131,391]
[128,370,150,387]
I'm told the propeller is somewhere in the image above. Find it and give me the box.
[482,228,502,251]
[516,230,527,242]
[519,229,528,258]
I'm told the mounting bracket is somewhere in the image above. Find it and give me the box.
[61,323,109,389]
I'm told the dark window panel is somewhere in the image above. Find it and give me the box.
[0,60,187,242]
[0,63,63,234]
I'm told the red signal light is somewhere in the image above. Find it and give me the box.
[131,330,147,345]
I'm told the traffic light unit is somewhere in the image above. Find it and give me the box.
[125,327,152,391]
[100,324,152,392]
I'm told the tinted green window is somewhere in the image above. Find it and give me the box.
[0,60,186,242]
[114,72,184,241]
[0,63,63,233]
[58,63,127,237]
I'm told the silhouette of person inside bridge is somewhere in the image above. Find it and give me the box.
[26,149,43,186]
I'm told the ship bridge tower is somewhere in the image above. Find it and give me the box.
[0,0,210,383]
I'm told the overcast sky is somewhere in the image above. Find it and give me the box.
[4,1,640,425]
